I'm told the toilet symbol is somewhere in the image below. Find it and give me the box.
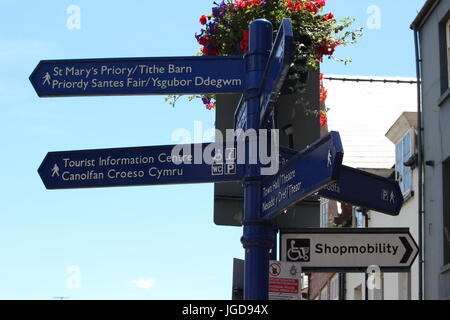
[289,264,298,276]
[42,72,51,86]
[213,149,223,163]
[51,164,60,177]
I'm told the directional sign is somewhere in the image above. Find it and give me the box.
[261,131,344,220]
[38,143,245,190]
[281,229,419,272]
[318,165,404,216]
[234,96,247,132]
[259,18,294,129]
[279,148,404,216]
[30,56,245,97]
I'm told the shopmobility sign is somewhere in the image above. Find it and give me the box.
[281,229,419,272]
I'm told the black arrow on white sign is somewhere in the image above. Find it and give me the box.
[399,236,414,264]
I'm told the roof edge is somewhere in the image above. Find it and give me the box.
[411,0,441,30]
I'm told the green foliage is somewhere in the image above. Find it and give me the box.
[167,1,363,109]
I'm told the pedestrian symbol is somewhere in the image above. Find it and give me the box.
[390,191,396,204]
[42,72,51,86]
[327,149,333,168]
[51,164,60,177]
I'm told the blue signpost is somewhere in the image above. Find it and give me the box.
[30,56,245,97]
[32,17,406,300]
[240,19,274,300]
[38,143,245,189]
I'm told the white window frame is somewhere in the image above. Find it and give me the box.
[354,207,365,228]
[320,199,329,228]
[320,286,328,300]
[395,128,414,199]
[330,274,340,300]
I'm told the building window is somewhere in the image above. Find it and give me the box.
[444,158,450,265]
[354,208,365,228]
[320,199,329,228]
[395,129,414,199]
[330,274,340,300]
[447,19,450,87]
[440,15,450,94]
[320,286,328,300]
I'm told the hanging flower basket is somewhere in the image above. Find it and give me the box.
[167,0,362,125]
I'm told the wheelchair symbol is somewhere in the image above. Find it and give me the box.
[286,239,310,262]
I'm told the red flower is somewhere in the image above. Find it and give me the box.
[202,45,219,56]
[200,15,208,25]
[198,36,209,46]
[240,30,250,53]
[236,0,262,10]
[286,0,322,14]
[242,30,249,41]
[323,12,334,21]
[320,86,328,102]
[316,39,340,56]
[315,0,326,7]
[320,112,328,127]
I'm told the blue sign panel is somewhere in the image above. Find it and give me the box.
[259,18,294,129]
[30,56,245,97]
[318,165,404,216]
[234,96,247,132]
[38,143,245,189]
[261,132,344,220]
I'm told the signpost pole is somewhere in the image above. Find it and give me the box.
[241,19,273,300]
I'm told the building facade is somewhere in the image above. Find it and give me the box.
[307,76,418,300]
[344,112,420,300]
[412,0,450,300]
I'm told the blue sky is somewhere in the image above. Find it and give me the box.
[0,0,425,300]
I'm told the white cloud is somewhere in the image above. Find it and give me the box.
[129,277,156,290]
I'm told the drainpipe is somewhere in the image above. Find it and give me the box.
[413,29,424,301]
[363,210,370,300]
[339,273,346,300]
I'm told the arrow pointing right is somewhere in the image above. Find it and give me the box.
[399,236,414,264]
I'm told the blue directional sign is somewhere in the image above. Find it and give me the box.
[234,96,247,132]
[30,56,245,97]
[318,165,404,216]
[38,143,245,189]
[261,131,344,220]
[259,18,294,129]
